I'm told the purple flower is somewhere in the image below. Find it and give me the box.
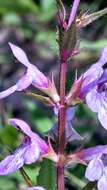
[0,118,48,175]
[49,107,82,142]
[79,46,107,129]
[83,146,107,190]
[68,145,107,190]
[27,187,46,190]
[0,43,48,99]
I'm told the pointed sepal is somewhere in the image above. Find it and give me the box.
[66,75,84,106]
[40,76,60,104]
[76,7,107,28]
[41,137,58,163]
[25,92,55,106]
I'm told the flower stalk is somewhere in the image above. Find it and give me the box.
[57,1,81,189]
[57,58,67,190]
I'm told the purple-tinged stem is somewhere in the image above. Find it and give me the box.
[57,57,67,190]
[67,0,80,28]
[57,1,80,189]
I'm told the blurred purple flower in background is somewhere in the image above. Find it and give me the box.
[0,43,49,99]
[27,187,46,190]
[49,107,82,143]
[79,46,107,129]
[0,118,48,175]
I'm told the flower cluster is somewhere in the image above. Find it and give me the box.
[66,46,107,129]
[1,44,107,190]
[0,0,107,189]
[65,46,107,189]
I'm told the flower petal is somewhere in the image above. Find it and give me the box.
[104,166,107,177]
[17,72,33,91]
[66,121,83,142]
[66,107,76,122]
[0,154,24,175]
[9,118,48,153]
[85,158,103,181]
[78,145,107,162]
[83,47,107,85]
[54,107,76,121]
[0,70,34,99]
[27,187,46,190]
[24,141,40,164]
[83,63,103,87]
[0,85,17,99]
[98,69,107,84]
[98,174,107,190]
[31,66,48,88]
[98,46,107,66]
[86,88,101,112]
[98,105,107,130]
[9,42,31,67]
[80,47,107,94]
[0,135,41,175]
[9,43,49,89]
[48,121,82,142]
[9,118,34,137]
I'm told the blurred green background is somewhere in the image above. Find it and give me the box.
[0,0,107,189]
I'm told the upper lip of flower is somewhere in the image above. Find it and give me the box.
[9,118,48,152]
[79,46,107,97]
[0,43,49,99]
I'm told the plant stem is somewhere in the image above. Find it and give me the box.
[57,58,67,190]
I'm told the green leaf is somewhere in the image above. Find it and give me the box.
[35,118,53,132]
[0,177,16,190]
[81,39,107,50]
[3,13,21,25]
[65,171,86,189]
[36,31,58,55]
[0,0,38,14]
[37,159,56,190]
[0,124,18,147]
[81,181,96,190]
[38,0,56,22]
[41,0,55,10]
